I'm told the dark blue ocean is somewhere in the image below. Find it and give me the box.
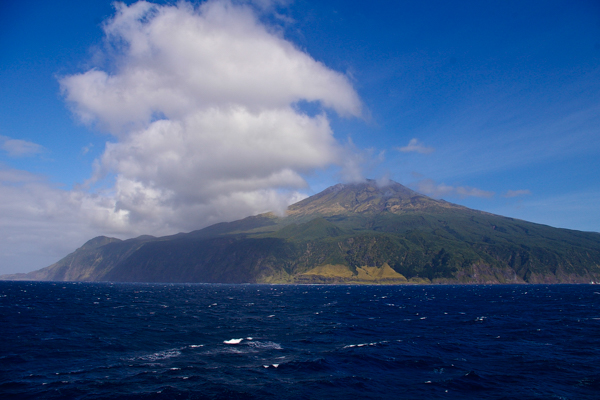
[1,282,599,399]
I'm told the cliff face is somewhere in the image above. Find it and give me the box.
[6,180,600,284]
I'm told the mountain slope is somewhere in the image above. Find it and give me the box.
[5,180,600,284]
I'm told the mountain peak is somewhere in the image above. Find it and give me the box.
[286,179,460,218]
[6,179,600,285]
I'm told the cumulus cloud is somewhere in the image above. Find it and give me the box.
[1,135,44,157]
[504,189,531,198]
[57,0,362,236]
[62,0,360,134]
[414,179,494,199]
[396,138,434,154]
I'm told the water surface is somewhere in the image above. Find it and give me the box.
[1,282,599,399]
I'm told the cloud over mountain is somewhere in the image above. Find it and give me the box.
[0,0,362,274]
[61,0,361,232]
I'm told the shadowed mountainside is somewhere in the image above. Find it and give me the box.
[4,180,600,284]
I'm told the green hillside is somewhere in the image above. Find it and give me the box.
[5,180,600,284]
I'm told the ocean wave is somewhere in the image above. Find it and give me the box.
[343,340,388,349]
[132,349,182,362]
[247,341,282,350]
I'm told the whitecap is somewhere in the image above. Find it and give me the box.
[345,342,380,348]
[224,338,243,344]
[263,363,280,368]
[136,349,181,362]
[247,341,282,350]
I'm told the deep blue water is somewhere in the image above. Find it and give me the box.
[1,282,600,399]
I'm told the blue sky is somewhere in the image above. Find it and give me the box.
[1,0,599,274]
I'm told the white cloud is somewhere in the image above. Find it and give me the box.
[61,0,360,135]
[504,189,531,198]
[414,179,494,199]
[396,138,434,154]
[0,135,44,157]
[50,1,363,249]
